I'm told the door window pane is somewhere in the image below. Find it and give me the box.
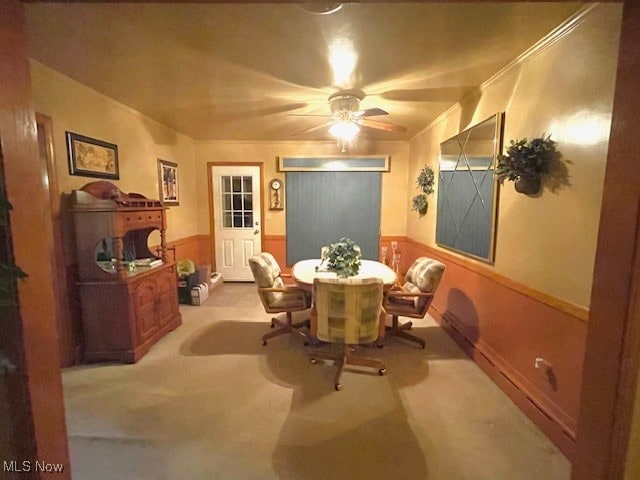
[243,176,253,193]
[223,194,231,210]
[233,194,243,210]
[219,174,256,229]
[222,176,231,194]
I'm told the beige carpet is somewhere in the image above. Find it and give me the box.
[62,282,570,480]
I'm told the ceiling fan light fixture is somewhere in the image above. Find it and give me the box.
[329,119,360,142]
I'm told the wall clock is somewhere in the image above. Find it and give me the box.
[269,178,284,210]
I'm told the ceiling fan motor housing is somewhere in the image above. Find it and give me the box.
[328,93,362,114]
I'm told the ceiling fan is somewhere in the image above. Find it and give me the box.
[290,90,407,142]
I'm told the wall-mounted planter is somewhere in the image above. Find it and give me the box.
[514,174,542,195]
[411,166,434,216]
[496,135,560,196]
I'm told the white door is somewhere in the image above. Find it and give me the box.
[211,165,262,281]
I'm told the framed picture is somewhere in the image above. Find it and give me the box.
[157,159,179,206]
[66,132,119,179]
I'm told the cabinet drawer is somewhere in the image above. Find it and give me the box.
[119,210,163,230]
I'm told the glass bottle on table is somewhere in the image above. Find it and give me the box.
[392,252,402,274]
[380,246,388,264]
[392,252,402,287]
[317,246,329,271]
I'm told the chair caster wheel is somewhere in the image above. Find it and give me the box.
[304,342,309,347]
[270,322,275,328]
[376,343,384,349]
[334,383,341,391]
[262,340,267,346]
[379,368,386,376]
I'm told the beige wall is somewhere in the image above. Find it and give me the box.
[29,59,408,251]
[193,141,409,237]
[30,61,198,243]
[407,4,622,308]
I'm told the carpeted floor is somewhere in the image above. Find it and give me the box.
[62,282,570,479]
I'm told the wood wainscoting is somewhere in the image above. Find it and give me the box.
[151,234,212,267]
[404,238,587,460]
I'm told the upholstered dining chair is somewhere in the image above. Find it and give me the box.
[309,277,387,391]
[382,257,445,348]
[248,252,312,345]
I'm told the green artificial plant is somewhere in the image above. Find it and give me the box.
[495,135,560,184]
[326,237,362,278]
[411,165,435,216]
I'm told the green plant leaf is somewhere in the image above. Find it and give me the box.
[326,237,362,277]
[495,135,561,183]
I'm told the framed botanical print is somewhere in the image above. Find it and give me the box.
[157,159,179,206]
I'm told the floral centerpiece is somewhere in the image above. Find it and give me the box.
[411,165,435,215]
[326,237,362,278]
[495,135,560,194]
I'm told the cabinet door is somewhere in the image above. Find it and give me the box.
[156,266,179,327]
[133,279,159,343]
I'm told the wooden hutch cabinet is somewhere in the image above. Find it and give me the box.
[71,181,182,363]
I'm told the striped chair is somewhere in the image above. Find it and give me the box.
[248,252,312,345]
[382,257,445,348]
[309,277,387,391]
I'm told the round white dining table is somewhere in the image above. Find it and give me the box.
[291,259,397,290]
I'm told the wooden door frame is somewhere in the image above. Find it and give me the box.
[571,1,640,479]
[206,162,265,272]
[4,1,71,475]
[35,112,79,368]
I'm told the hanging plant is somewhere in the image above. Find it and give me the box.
[495,135,561,194]
[411,165,435,216]
[412,194,428,214]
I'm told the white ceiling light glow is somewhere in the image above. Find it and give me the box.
[329,119,360,141]
[328,115,360,152]
[329,44,357,88]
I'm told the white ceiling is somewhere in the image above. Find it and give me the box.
[25,2,584,142]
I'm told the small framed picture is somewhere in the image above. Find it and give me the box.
[66,132,119,179]
[157,159,179,206]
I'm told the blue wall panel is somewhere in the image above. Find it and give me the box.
[286,172,381,264]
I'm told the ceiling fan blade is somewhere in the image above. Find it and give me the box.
[289,113,334,117]
[291,120,335,136]
[353,108,388,117]
[359,118,407,134]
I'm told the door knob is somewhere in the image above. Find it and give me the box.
[254,229,260,235]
